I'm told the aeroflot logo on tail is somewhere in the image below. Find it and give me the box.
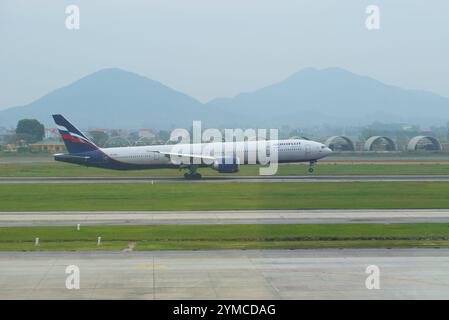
[57,125,88,144]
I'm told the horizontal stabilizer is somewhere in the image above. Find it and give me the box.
[54,153,90,165]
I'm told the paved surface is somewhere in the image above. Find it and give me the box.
[0,157,53,164]
[2,175,449,184]
[2,209,449,227]
[0,249,448,299]
[327,155,449,161]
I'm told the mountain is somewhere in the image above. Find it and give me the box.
[0,68,231,129]
[1,67,449,129]
[207,67,449,126]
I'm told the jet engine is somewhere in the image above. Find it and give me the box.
[212,156,240,173]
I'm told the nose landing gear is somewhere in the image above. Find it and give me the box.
[308,161,316,173]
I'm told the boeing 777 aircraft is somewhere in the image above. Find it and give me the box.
[53,114,332,179]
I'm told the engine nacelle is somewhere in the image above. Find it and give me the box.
[212,156,240,173]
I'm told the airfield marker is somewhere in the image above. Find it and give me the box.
[35,238,39,246]
[97,237,101,245]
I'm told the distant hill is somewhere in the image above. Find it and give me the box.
[0,68,231,129]
[1,67,449,129]
[208,67,449,126]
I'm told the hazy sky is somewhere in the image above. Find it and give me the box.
[0,0,448,110]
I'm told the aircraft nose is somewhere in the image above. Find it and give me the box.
[325,147,332,154]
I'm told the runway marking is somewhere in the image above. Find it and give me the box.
[132,263,167,270]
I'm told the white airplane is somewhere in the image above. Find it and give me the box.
[53,114,332,179]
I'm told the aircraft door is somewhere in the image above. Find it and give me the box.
[305,144,311,157]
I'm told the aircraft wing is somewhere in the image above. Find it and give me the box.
[157,151,215,162]
[157,151,215,161]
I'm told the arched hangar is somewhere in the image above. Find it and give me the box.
[364,136,397,151]
[325,136,355,151]
[406,136,442,152]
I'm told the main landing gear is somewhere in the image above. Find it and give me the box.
[308,161,316,173]
[184,172,202,179]
[183,166,202,179]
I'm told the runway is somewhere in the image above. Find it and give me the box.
[0,249,448,299]
[0,157,53,164]
[2,174,449,184]
[2,209,449,226]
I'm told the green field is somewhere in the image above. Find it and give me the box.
[1,223,448,251]
[1,161,449,177]
[1,181,449,211]
[2,158,449,251]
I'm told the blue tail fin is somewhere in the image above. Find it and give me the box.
[52,114,98,154]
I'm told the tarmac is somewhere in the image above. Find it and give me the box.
[2,174,449,183]
[0,249,448,299]
[2,209,449,226]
